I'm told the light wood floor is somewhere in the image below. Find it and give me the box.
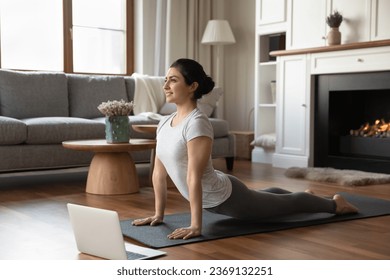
[0,159,389,260]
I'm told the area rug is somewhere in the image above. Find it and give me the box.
[120,192,390,248]
[284,167,390,186]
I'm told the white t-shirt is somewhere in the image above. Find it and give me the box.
[156,108,232,208]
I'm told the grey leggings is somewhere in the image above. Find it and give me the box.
[206,175,336,221]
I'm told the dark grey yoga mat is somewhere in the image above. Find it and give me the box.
[120,192,390,248]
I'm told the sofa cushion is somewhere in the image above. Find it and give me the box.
[23,117,105,144]
[0,69,69,118]
[0,116,27,144]
[67,74,128,119]
[0,145,94,172]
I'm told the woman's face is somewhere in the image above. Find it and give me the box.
[163,67,196,104]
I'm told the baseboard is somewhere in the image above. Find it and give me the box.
[273,153,309,168]
[251,147,274,164]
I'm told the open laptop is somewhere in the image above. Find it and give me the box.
[67,203,166,260]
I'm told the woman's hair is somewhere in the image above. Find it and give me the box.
[170,58,215,100]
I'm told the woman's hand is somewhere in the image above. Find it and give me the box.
[132,216,163,226]
[167,226,201,240]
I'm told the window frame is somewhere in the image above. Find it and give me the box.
[0,0,133,74]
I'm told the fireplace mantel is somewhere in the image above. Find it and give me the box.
[270,39,390,57]
[271,40,390,170]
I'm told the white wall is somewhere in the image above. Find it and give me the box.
[214,0,256,131]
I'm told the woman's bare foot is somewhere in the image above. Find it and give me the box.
[333,194,359,215]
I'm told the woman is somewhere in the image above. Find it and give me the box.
[132,58,358,240]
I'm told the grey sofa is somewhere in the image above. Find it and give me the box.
[0,69,235,173]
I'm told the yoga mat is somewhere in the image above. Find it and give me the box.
[120,192,390,248]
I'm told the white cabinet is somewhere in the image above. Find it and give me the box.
[331,0,371,44]
[286,0,328,49]
[253,0,287,164]
[254,0,390,168]
[311,45,390,74]
[258,0,286,27]
[287,0,378,50]
[273,54,310,168]
[252,33,284,164]
[371,0,390,40]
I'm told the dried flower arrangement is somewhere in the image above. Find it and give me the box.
[326,10,343,28]
[97,99,134,117]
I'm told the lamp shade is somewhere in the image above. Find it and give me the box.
[201,20,236,45]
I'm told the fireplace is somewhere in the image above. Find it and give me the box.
[314,71,390,174]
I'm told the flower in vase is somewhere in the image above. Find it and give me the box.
[326,10,343,28]
[97,99,134,117]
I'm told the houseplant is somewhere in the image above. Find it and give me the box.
[98,99,134,143]
[326,10,343,45]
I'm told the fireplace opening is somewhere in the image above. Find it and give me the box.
[314,71,390,174]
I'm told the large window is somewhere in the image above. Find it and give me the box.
[0,0,64,71]
[72,0,126,74]
[0,0,133,74]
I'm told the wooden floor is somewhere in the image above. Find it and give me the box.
[0,159,389,260]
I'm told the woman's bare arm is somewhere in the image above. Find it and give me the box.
[167,136,212,239]
[132,155,167,226]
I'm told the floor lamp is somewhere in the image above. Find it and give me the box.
[201,19,236,119]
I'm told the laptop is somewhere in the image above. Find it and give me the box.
[67,203,166,260]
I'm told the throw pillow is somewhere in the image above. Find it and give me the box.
[198,87,223,117]
[251,133,276,149]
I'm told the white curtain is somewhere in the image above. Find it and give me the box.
[134,0,212,76]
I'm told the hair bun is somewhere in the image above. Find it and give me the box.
[170,58,215,99]
[201,76,215,96]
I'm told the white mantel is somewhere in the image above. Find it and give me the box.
[270,40,390,169]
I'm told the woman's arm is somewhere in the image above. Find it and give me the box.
[132,155,167,226]
[167,136,212,240]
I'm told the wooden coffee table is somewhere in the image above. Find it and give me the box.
[62,139,156,195]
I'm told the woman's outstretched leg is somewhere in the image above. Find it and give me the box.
[206,175,358,220]
[262,187,292,194]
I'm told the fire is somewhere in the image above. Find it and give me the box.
[350,119,390,138]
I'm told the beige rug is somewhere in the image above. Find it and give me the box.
[284,167,390,186]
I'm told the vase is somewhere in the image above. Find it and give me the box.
[105,116,130,143]
[327,27,341,46]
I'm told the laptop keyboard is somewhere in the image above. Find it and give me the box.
[126,251,148,260]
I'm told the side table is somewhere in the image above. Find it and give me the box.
[132,124,158,136]
[230,131,254,160]
[62,139,156,195]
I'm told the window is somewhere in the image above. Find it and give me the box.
[72,0,126,74]
[0,0,63,71]
[0,0,133,74]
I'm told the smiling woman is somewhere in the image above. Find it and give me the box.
[132,58,359,241]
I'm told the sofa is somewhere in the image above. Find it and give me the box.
[0,69,235,174]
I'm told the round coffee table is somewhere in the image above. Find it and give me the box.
[62,139,156,195]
